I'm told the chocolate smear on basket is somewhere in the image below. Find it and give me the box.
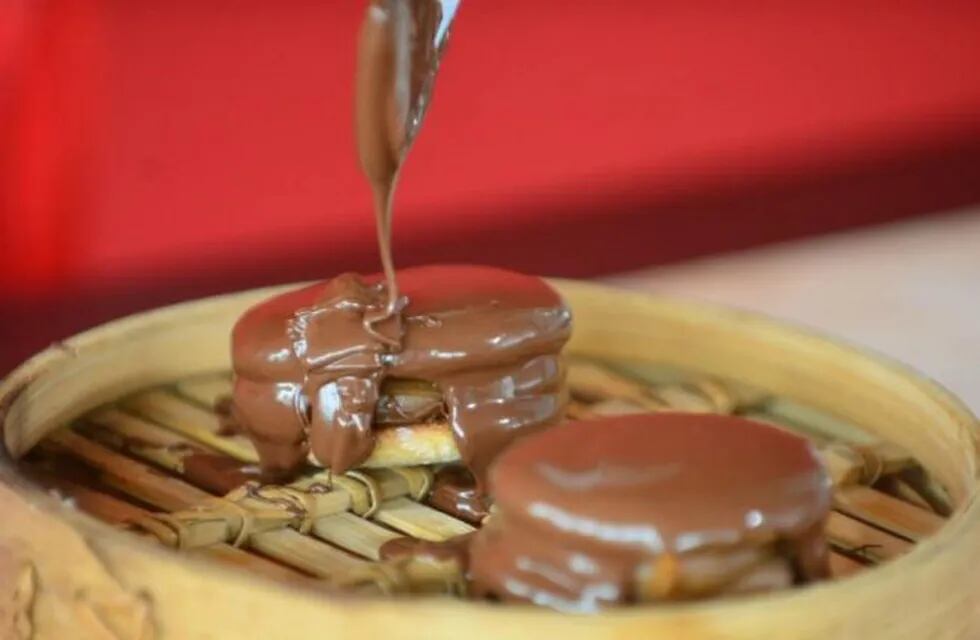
[426,465,491,524]
[380,533,474,566]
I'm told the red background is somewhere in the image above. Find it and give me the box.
[2,1,980,373]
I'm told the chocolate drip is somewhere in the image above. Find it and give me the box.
[427,466,491,524]
[180,454,264,495]
[213,395,242,436]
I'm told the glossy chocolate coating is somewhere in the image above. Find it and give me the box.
[467,413,832,610]
[426,466,491,524]
[231,264,571,483]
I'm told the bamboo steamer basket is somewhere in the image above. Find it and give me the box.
[1,279,977,640]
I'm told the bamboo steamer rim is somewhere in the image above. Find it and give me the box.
[1,279,978,640]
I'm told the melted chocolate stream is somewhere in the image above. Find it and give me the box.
[426,466,490,524]
[355,0,459,338]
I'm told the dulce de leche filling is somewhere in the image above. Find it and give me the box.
[467,413,833,610]
[230,264,572,485]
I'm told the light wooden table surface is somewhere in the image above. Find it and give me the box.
[606,209,980,412]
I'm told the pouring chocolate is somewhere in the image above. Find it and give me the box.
[230,1,571,485]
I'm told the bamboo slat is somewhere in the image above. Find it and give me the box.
[122,389,258,462]
[825,512,912,563]
[896,466,954,516]
[174,375,234,408]
[873,477,934,512]
[27,470,151,527]
[43,430,210,511]
[373,497,476,541]
[194,544,326,587]
[833,486,945,541]
[81,408,204,475]
[609,361,771,409]
[45,473,320,586]
[760,398,880,445]
[828,551,866,578]
[74,394,454,570]
[312,513,402,561]
[45,429,369,577]
[246,528,364,577]
[566,359,666,410]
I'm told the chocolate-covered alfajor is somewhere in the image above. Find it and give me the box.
[231,264,571,484]
[467,413,832,610]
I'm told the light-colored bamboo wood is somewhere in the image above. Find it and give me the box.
[827,552,866,578]
[41,430,370,577]
[122,389,259,462]
[833,485,945,541]
[372,496,476,541]
[74,413,431,559]
[873,476,934,513]
[824,512,912,563]
[897,466,954,516]
[0,280,977,640]
[43,430,211,511]
[566,359,666,410]
[39,471,320,588]
[760,397,880,445]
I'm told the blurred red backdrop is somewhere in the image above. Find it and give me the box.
[2,0,980,373]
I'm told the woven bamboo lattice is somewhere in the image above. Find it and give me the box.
[19,357,949,598]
